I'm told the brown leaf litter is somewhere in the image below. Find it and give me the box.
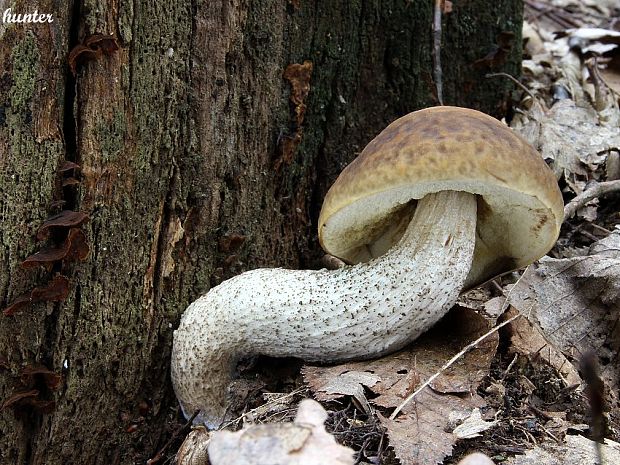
[303,307,499,465]
[508,230,620,432]
[505,433,620,465]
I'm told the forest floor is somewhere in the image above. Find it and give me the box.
[165,1,620,465]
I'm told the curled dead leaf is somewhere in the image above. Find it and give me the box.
[505,434,620,465]
[505,307,581,386]
[83,34,119,54]
[58,161,81,173]
[22,228,89,268]
[20,365,62,391]
[36,211,89,241]
[378,390,488,465]
[1,389,39,410]
[514,98,620,187]
[302,369,380,414]
[452,408,498,439]
[62,177,80,187]
[176,426,210,465]
[508,230,620,425]
[68,34,119,75]
[3,275,70,316]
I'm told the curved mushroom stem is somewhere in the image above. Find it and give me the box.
[171,190,477,428]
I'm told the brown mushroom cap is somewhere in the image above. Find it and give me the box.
[318,106,564,288]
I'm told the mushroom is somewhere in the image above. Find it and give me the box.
[171,106,564,428]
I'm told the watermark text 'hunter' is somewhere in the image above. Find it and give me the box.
[3,8,53,24]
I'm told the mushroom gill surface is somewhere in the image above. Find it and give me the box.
[171,190,477,428]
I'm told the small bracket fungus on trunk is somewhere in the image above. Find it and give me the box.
[171,106,564,428]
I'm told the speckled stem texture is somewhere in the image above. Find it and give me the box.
[171,191,477,427]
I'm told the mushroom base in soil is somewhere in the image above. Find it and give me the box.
[171,106,564,429]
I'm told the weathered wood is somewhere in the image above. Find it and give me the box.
[0,1,522,463]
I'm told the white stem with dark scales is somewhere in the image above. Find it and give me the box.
[171,190,477,428]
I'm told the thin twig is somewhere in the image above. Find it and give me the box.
[502,353,519,380]
[577,228,599,243]
[524,0,578,28]
[376,430,387,462]
[564,180,620,219]
[586,57,619,111]
[146,410,199,465]
[219,388,307,430]
[590,223,611,235]
[390,271,532,420]
[540,423,561,444]
[490,279,504,293]
[485,72,536,101]
[581,351,606,465]
[432,0,443,105]
[390,312,522,419]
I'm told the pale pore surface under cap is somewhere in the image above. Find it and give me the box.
[171,190,476,427]
[321,181,556,289]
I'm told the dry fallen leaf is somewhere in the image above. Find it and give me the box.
[207,399,354,465]
[452,408,498,439]
[505,434,620,465]
[508,230,620,421]
[243,392,300,424]
[301,370,379,414]
[303,352,419,412]
[505,307,581,386]
[378,389,487,465]
[175,427,210,465]
[304,307,499,465]
[515,100,620,183]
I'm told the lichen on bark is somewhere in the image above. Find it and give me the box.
[10,33,40,115]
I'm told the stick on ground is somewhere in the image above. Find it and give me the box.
[564,180,620,220]
[390,271,531,420]
[389,311,522,420]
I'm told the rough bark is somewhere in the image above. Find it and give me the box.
[0,0,522,463]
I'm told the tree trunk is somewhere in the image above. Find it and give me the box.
[0,0,522,463]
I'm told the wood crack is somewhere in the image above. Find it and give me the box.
[144,162,180,327]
